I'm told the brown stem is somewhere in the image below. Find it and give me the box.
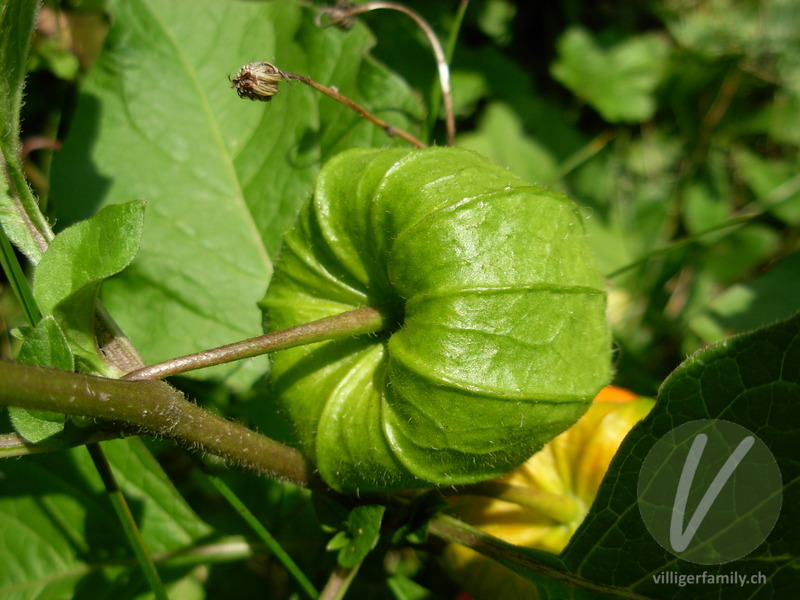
[122,306,387,381]
[323,1,456,145]
[0,360,318,489]
[284,72,427,148]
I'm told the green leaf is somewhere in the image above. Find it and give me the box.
[681,160,733,237]
[569,130,679,273]
[28,37,81,81]
[0,437,213,600]
[15,315,75,369]
[0,0,50,263]
[661,0,800,68]
[476,0,516,44]
[32,201,145,375]
[551,27,670,123]
[449,70,489,117]
[690,252,800,343]
[549,312,800,598]
[733,146,800,225]
[386,575,437,600]
[50,0,420,388]
[8,316,75,444]
[263,147,610,493]
[455,102,560,187]
[327,504,385,569]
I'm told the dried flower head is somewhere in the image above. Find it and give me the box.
[230,62,284,102]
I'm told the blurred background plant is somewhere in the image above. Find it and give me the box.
[363,0,800,395]
[2,0,798,597]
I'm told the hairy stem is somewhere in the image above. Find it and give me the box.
[2,156,52,257]
[0,361,317,488]
[122,306,387,381]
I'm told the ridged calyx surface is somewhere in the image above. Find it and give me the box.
[262,147,610,493]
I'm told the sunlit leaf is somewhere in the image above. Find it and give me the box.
[551,27,670,123]
[50,0,421,388]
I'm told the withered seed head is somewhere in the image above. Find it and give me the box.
[230,62,284,102]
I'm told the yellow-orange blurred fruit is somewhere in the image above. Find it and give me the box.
[443,386,654,599]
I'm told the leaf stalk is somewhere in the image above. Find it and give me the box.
[121,306,387,381]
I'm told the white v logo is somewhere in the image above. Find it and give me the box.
[669,433,755,552]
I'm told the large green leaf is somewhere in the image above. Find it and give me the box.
[50,0,420,388]
[562,313,798,598]
[0,437,214,600]
[32,201,145,375]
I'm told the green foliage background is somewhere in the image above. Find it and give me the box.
[1,0,798,598]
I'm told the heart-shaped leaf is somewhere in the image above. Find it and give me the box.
[50,0,421,388]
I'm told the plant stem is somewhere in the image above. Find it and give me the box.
[87,443,169,600]
[428,513,652,600]
[445,1,469,65]
[325,1,456,146]
[605,212,760,279]
[0,430,120,457]
[425,0,468,143]
[319,563,361,600]
[4,156,53,252]
[231,62,427,147]
[197,461,319,599]
[283,72,427,149]
[0,220,41,325]
[556,129,615,179]
[0,360,317,488]
[122,306,387,381]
